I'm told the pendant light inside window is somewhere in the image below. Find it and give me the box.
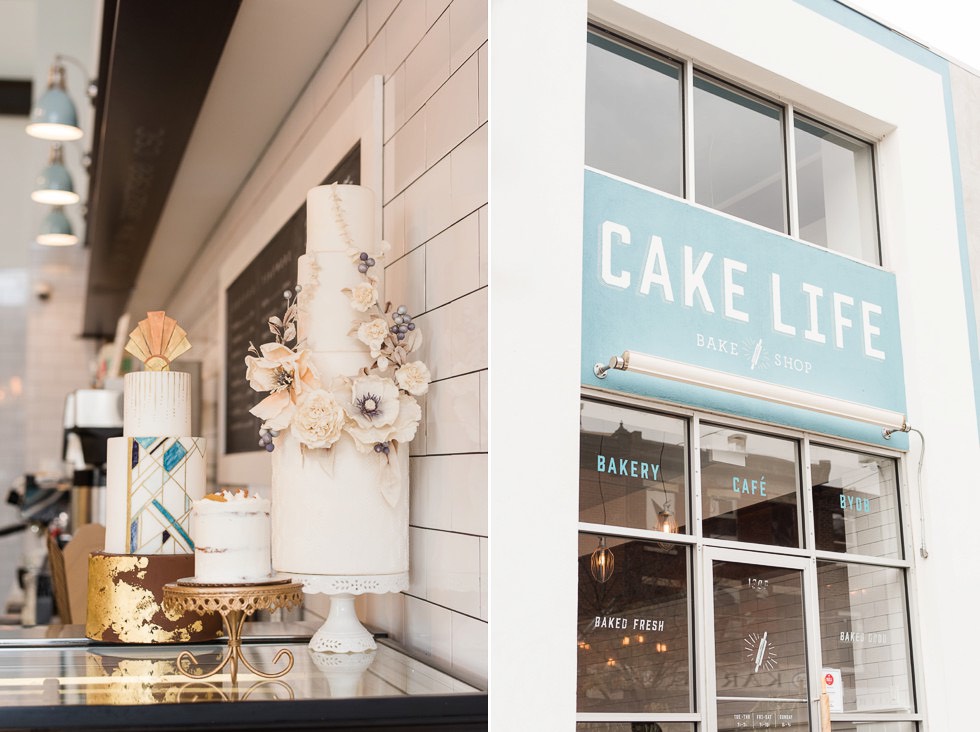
[590,536,615,583]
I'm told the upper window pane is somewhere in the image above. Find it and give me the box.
[580,400,688,536]
[693,74,787,233]
[585,32,683,195]
[700,425,801,547]
[810,445,903,559]
[795,116,880,263]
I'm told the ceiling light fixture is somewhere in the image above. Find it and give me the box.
[32,144,79,205]
[36,206,78,246]
[26,57,84,141]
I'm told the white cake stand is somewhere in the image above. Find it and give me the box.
[291,573,408,653]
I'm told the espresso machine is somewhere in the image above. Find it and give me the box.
[62,387,123,531]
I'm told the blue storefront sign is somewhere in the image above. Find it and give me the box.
[581,169,908,447]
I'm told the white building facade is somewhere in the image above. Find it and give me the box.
[491,1,980,729]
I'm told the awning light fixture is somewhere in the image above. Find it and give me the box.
[595,350,909,436]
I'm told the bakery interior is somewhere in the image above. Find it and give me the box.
[0,0,488,727]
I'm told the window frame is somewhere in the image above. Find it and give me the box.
[576,386,924,729]
[585,24,884,266]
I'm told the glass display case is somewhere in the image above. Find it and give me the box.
[0,622,486,730]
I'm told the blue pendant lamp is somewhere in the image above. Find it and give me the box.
[32,144,79,205]
[26,59,83,141]
[37,206,78,247]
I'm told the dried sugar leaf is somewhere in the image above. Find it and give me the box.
[269,316,283,328]
[283,325,296,342]
[203,493,227,502]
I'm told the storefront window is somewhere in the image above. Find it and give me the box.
[831,724,916,732]
[577,533,693,714]
[580,401,688,536]
[585,32,683,196]
[817,561,914,714]
[693,74,787,234]
[700,425,801,547]
[795,116,880,264]
[811,445,902,558]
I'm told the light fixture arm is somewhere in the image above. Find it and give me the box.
[54,54,98,100]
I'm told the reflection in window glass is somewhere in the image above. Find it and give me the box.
[693,74,787,232]
[700,425,801,547]
[811,445,902,558]
[831,724,916,732]
[577,534,692,713]
[585,32,683,195]
[580,401,688,535]
[795,116,880,263]
[818,561,914,714]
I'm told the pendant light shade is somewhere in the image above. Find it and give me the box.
[657,509,678,536]
[590,536,615,583]
[26,61,82,141]
[37,206,78,246]
[32,144,79,205]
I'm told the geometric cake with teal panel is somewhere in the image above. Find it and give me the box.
[124,436,206,554]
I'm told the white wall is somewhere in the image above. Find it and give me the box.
[489,0,587,728]
[165,0,488,683]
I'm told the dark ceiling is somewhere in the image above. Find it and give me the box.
[82,0,241,339]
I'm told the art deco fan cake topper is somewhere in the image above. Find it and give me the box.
[125,311,192,370]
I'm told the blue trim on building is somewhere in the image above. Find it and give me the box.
[793,0,980,437]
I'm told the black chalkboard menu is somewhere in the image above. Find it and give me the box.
[224,144,360,454]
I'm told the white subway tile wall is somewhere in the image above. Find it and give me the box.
[168,0,487,682]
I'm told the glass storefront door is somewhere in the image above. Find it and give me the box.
[703,549,814,731]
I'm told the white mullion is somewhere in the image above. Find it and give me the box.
[812,550,911,570]
[578,521,697,545]
[786,103,800,238]
[683,58,695,201]
[801,435,815,552]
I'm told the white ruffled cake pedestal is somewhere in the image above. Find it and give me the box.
[294,573,408,653]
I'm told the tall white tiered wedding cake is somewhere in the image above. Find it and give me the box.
[245,184,429,652]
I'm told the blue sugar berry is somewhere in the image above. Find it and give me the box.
[265,443,275,452]
[360,252,369,261]
[358,264,369,273]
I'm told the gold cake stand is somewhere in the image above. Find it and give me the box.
[162,579,303,685]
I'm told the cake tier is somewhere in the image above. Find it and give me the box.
[192,495,273,583]
[123,371,192,436]
[297,251,376,358]
[306,184,374,254]
[85,552,222,644]
[104,436,206,555]
[270,433,408,577]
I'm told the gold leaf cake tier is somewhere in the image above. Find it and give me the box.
[85,553,222,644]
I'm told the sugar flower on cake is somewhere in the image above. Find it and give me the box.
[356,317,390,358]
[342,375,422,452]
[245,288,322,441]
[291,388,346,449]
[344,281,379,312]
[395,360,431,397]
